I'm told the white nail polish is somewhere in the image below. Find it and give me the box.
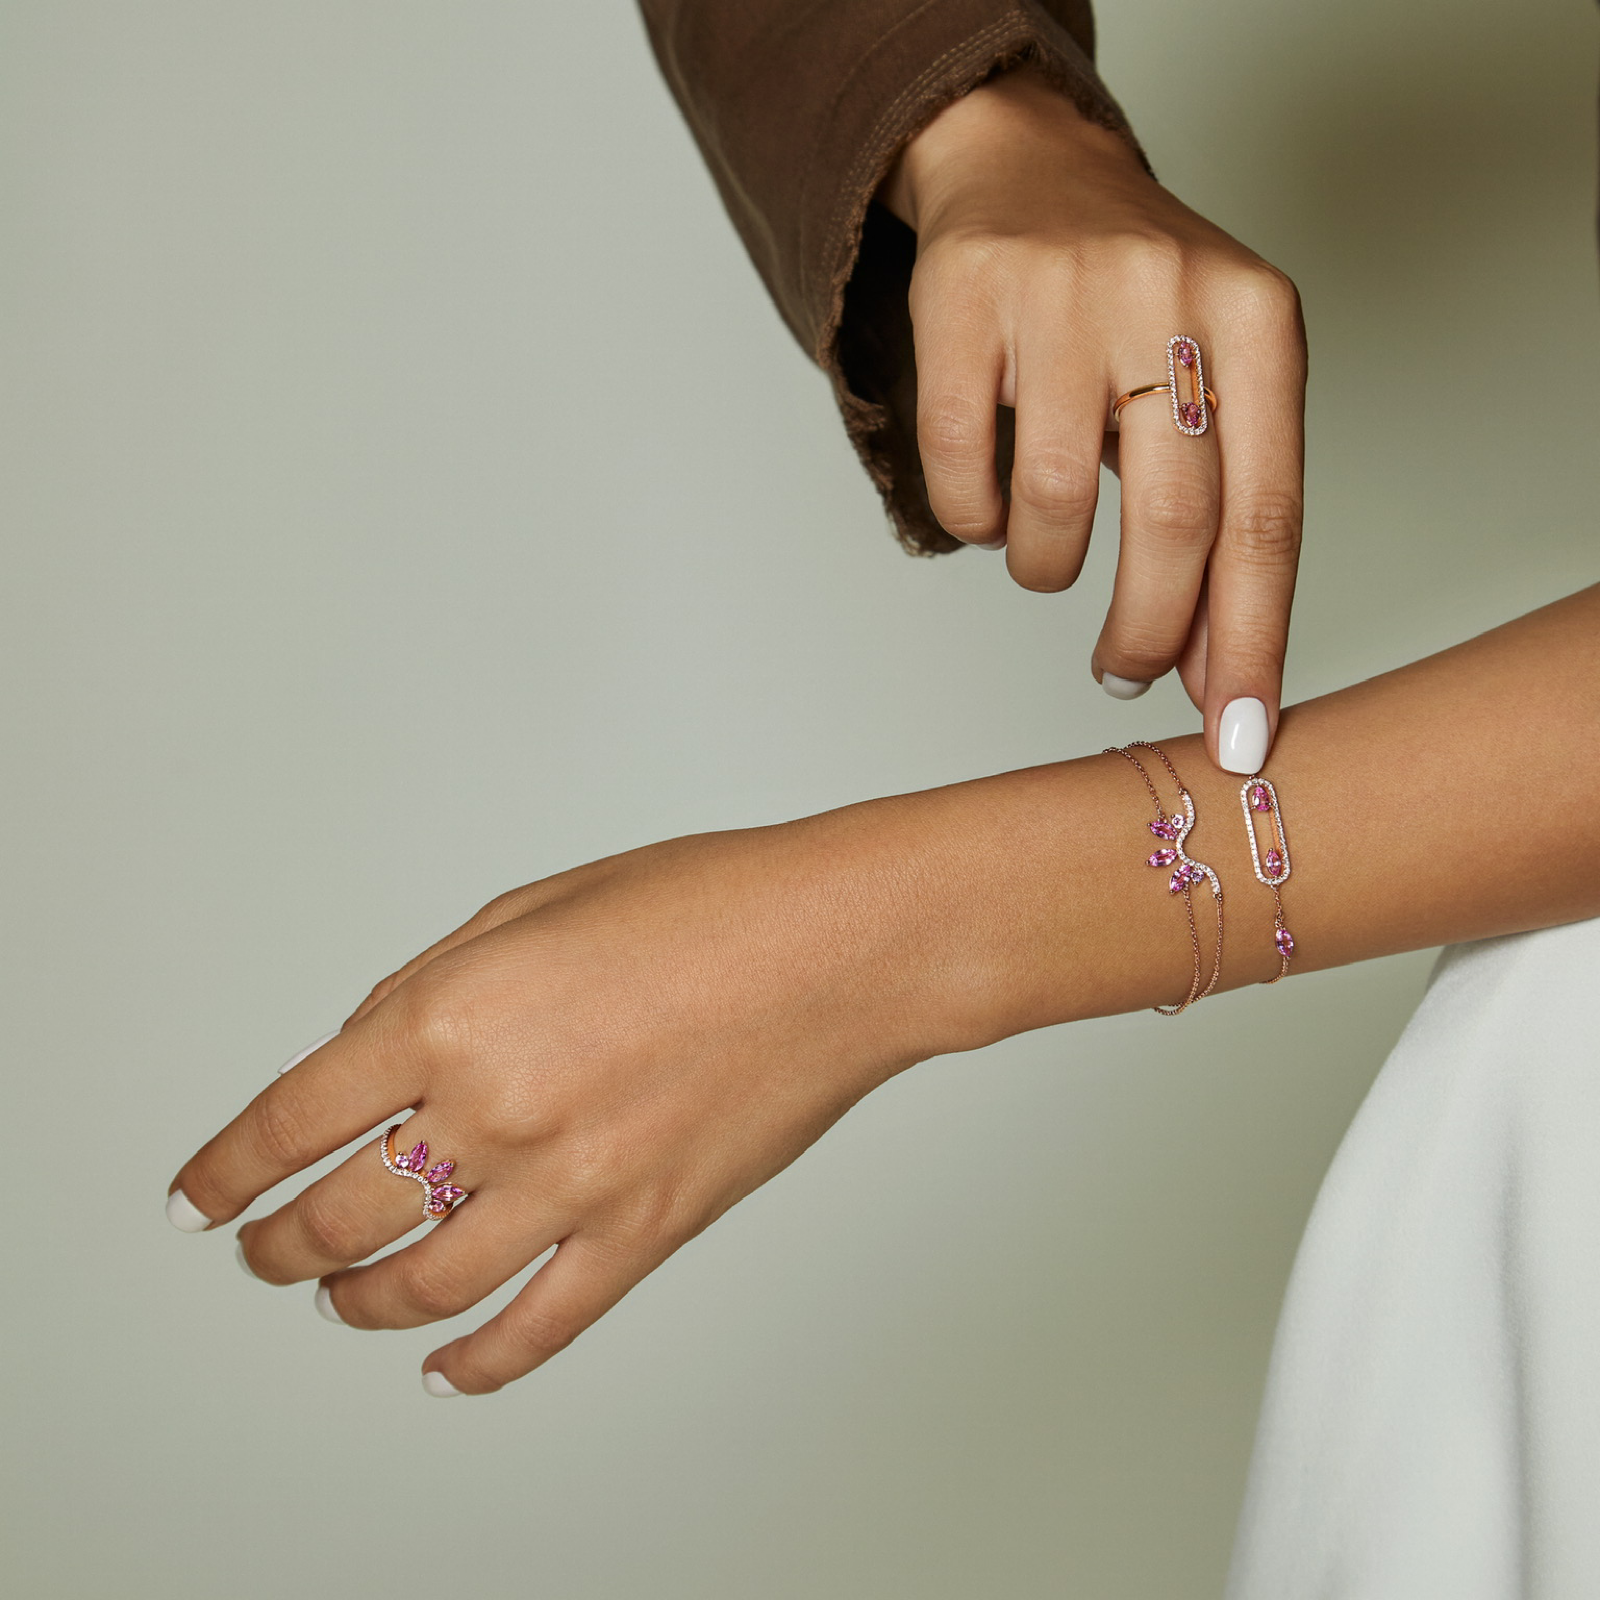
[422,1370,461,1398]
[1219,697,1270,774]
[278,1028,340,1076]
[314,1285,345,1325]
[166,1189,212,1233]
[236,1238,258,1279]
[1101,673,1152,701]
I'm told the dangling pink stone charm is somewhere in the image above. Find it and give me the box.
[1147,847,1178,867]
[1249,784,1272,811]
[1264,848,1284,875]
[1275,928,1295,958]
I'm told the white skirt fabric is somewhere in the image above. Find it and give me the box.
[1227,917,1600,1600]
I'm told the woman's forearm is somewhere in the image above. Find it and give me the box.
[827,583,1600,1048]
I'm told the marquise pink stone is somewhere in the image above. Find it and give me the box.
[1168,864,1201,894]
[424,1161,455,1184]
[1148,848,1177,868]
[400,1142,428,1172]
[1149,817,1180,840]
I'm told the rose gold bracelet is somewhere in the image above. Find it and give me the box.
[1106,742,1224,1016]
[1241,775,1295,981]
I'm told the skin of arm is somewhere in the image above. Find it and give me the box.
[171,585,1600,1394]
[880,65,1307,773]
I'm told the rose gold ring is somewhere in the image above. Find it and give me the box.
[1112,336,1215,434]
[379,1124,468,1220]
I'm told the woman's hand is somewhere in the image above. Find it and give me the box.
[167,800,1030,1396]
[880,66,1306,772]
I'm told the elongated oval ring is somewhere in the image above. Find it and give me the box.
[379,1124,469,1220]
[1112,337,1215,435]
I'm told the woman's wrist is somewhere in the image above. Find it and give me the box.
[878,64,1147,234]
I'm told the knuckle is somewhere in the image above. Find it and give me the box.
[1226,261,1303,329]
[1228,492,1303,563]
[392,969,475,1067]
[513,1304,581,1363]
[1011,458,1096,528]
[246,1091,313,1169]
[1136,485,1215,545]
[399,1255,476,1321]
[1103,624,1183,678]
[919,397,988,463]
[296,1191,365,1264]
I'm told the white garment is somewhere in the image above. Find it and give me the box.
[1228,918,1600,1600]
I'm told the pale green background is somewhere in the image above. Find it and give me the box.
[3,2,1596,1596]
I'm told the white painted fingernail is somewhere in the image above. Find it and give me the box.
[278,1028,340,1076]
[166,1189,212,1233]
[422,1370,461,1398]
[1219,697,1270,774]
[314,1284,345,1325]
[236,1238,258,1279]
[1101,673,1152,701]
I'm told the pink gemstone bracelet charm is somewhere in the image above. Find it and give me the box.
[1107,742,1225,1017]
[379,1124,469,1221]
[1240,775,1295,982]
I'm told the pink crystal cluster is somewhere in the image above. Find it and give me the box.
[395,1140,466,1218]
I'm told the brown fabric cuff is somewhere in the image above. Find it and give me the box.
[641,0,1144,554]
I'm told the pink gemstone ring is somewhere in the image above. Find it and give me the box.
[1111,336,1216,436]
[379,1124,469,1221]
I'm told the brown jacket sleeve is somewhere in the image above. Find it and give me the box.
[638,0,1142,554]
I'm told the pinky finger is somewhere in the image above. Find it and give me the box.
[420,1232,664,1397]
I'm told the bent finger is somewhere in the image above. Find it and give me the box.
[1092,358,1220,689]
[320,1189,560,1330]
[421,1230,671,1395]
[169,1008,424,1229]
[1001,348,1105,591]
[236,1114,474,1285]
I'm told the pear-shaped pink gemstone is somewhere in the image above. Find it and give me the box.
[1275,928,1295,957]
[1177,341,1196,367]
[1179,401,1202,428]
[1249,784,1272,811]
[1264,849,1284,874]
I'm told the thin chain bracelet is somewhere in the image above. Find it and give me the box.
[1241,775,1295,981]
[1106,741,1225,1016]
